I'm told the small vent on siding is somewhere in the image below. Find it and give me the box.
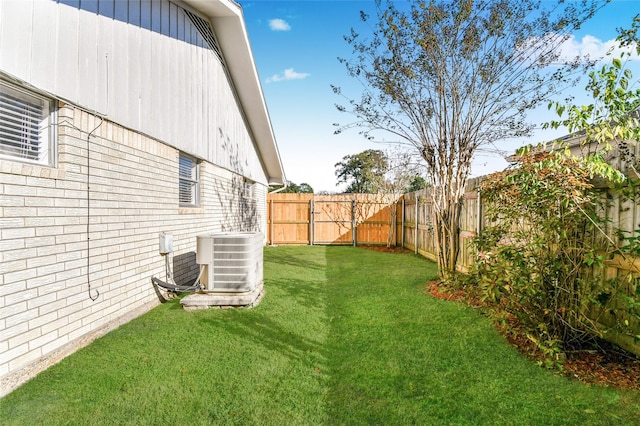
[184,10,225,65]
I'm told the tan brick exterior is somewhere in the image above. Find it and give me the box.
[0,104,267,396]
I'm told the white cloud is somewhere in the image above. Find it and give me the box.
[556,34,640,63]
[518,33,640,69]
[269,18,291,31]
[266,68,310,83]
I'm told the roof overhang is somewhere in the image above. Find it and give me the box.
[183,0,285,185]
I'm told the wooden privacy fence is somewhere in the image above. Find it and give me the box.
[267,182,481,253]
[269,175,638,275]
[267,193,402,246]
[403,175,640,280]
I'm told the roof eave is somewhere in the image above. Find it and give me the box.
[182,0,285,185]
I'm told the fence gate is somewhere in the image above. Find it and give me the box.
[267,194,399,246]
[311,199,355,245]
[267,195,312,245]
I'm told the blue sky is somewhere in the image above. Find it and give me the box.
[238,0,640,193]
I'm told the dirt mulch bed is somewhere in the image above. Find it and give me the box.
[426,280,640,391]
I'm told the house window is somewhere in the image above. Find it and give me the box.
[179,153,199,206]
[243,179,256,200]
[0,80,55,166]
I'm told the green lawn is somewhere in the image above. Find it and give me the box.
[2,246,639,425]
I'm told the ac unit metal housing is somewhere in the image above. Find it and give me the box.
[195,232,263,293]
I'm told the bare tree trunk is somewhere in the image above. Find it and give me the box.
[387,204,397,248]
[430,165,466,281]
[433,201,462,280]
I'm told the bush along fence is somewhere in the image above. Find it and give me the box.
[406,170,639,358]
[474,149,640,360]
[268,169,640,357]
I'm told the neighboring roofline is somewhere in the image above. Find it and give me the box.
[538,109,640,153]
[505,130,585,164]
[183,0,285,185]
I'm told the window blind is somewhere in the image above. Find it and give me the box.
[0,82,51,164]
[179,153,199,206]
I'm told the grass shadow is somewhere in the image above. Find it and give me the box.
[264,246,326,271]
[199,310,324,366]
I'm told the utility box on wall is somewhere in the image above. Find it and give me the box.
[159,233,174,254]
[195,232,263,293]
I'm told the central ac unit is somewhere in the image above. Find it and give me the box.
[195,232,263,293]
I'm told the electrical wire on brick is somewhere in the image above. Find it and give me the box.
[86,116,103,302]
[85,52,109,302]
[87,53,109,302]
[57,113,104,302]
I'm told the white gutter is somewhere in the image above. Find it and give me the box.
[269,180,290,194]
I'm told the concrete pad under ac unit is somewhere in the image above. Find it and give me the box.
[180,281,264,310]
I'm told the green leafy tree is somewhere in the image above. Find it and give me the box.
[335,149,388,193]
[405,175,428,193]
[269,182,314,193]
[547,16,640,174]
[297,183,314,193]
[333,0,606,280]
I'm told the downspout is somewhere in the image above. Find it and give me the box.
[268,180,288,246]
[269,180,289,194]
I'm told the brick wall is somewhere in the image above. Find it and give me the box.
[0,104,266,396]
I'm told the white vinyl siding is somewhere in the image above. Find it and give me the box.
[0,80,55,166]
[0,0,271,185]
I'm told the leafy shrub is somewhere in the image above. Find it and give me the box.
[474,22,640,360]
[472,146,612,361]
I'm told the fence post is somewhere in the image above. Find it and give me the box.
[310,199,314,246]
[415,195,419,255]
[401,198,405,248]
[352,199,357,247]
[477,187,482,237]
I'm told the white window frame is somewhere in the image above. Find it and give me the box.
[0,80,56,166]
[243,179,256,200]
[179,153,200,207]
